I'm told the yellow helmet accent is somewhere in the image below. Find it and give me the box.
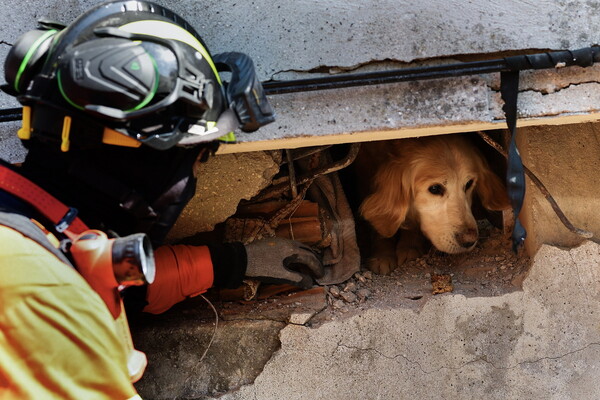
[17,106,32,140]
[60,116,72,152]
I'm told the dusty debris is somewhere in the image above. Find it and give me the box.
[319,222,531,316]
[356,288,371,301]
[325,271,374,307]
[431,273,453,294]
[211,221,529,323]
[340,291,357,303]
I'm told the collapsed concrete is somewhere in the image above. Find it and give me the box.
[133,240,600,400]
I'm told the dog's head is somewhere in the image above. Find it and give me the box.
[359,135,510,254]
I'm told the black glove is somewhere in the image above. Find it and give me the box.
[244,237,324,289]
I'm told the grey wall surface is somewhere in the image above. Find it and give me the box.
[2,0,600,158]
[5,0,599,79]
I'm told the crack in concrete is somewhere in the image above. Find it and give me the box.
[267,53,483,82]
[529,80,600,95]
[569,251,592,306]
[268,58,397,80]
[0,41,12,46]
[221,316,288,324]
[221,304,327,326]
[336,341,600,375]
[336,343,430,374]
[487,78,600,123]
[490,80,600,100]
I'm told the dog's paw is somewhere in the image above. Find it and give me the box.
[366,255,397,275]
[396,246,422,266]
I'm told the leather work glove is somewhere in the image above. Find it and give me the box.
[244,237,324,289]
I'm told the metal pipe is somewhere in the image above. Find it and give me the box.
[2,46,599,122]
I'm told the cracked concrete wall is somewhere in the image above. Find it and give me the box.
[3,0,600,156]
[215,242,600,400]
[518,122,600,254]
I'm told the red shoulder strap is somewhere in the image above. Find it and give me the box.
[0,164,89,236]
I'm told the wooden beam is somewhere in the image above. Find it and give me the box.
[217,112,600,154]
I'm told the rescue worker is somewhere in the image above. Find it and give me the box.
[0,1,324,398]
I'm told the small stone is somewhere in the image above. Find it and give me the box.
[340,291,358,303]
[329,286,341,297]
[363,271,373,280]
[333,299,345,309]
[357,288,371,301]
[355,273,367,283]
[289,312,314,325]
[343,282,358,293]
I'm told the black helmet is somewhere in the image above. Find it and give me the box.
[4,0,274,150]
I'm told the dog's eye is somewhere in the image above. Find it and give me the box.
[465,179,474,191]
[428,184,445,195]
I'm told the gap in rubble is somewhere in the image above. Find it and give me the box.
[322,132,533,317]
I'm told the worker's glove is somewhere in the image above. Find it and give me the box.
[244,237,324,289]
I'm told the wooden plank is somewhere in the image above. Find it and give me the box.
[217,112,600,154]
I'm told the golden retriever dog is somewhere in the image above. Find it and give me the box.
[355,134,510,275]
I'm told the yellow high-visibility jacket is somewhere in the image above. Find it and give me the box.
[0,221,140,400]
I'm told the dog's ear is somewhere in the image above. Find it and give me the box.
[359,163,411,238]
[476,164,511,211]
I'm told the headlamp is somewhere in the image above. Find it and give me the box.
[70,230,156,319]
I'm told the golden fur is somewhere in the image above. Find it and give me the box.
[355,135,510,275]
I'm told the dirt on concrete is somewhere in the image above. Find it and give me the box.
[207,220,531,327]
[307,221,531,325]
[132,221,532,398]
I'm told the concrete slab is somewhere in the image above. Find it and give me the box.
[131,287,328,398]
[167,151,282,242]
[3,0,600,78]
[209,241,600,400]
[0,120,26,164]
[3,1,600,153]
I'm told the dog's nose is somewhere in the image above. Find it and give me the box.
[460,240,477,249]
[455,228,478,249]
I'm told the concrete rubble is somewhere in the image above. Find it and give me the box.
[133,240,600,400]
[168,151,282,241]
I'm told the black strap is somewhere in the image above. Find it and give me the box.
[500,71,527,251]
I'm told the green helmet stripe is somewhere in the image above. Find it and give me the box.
[57,45,159,112]
[14,29,58,92]
[126,50,159,111]
[119,20,222,84]
[57,69,84,110]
